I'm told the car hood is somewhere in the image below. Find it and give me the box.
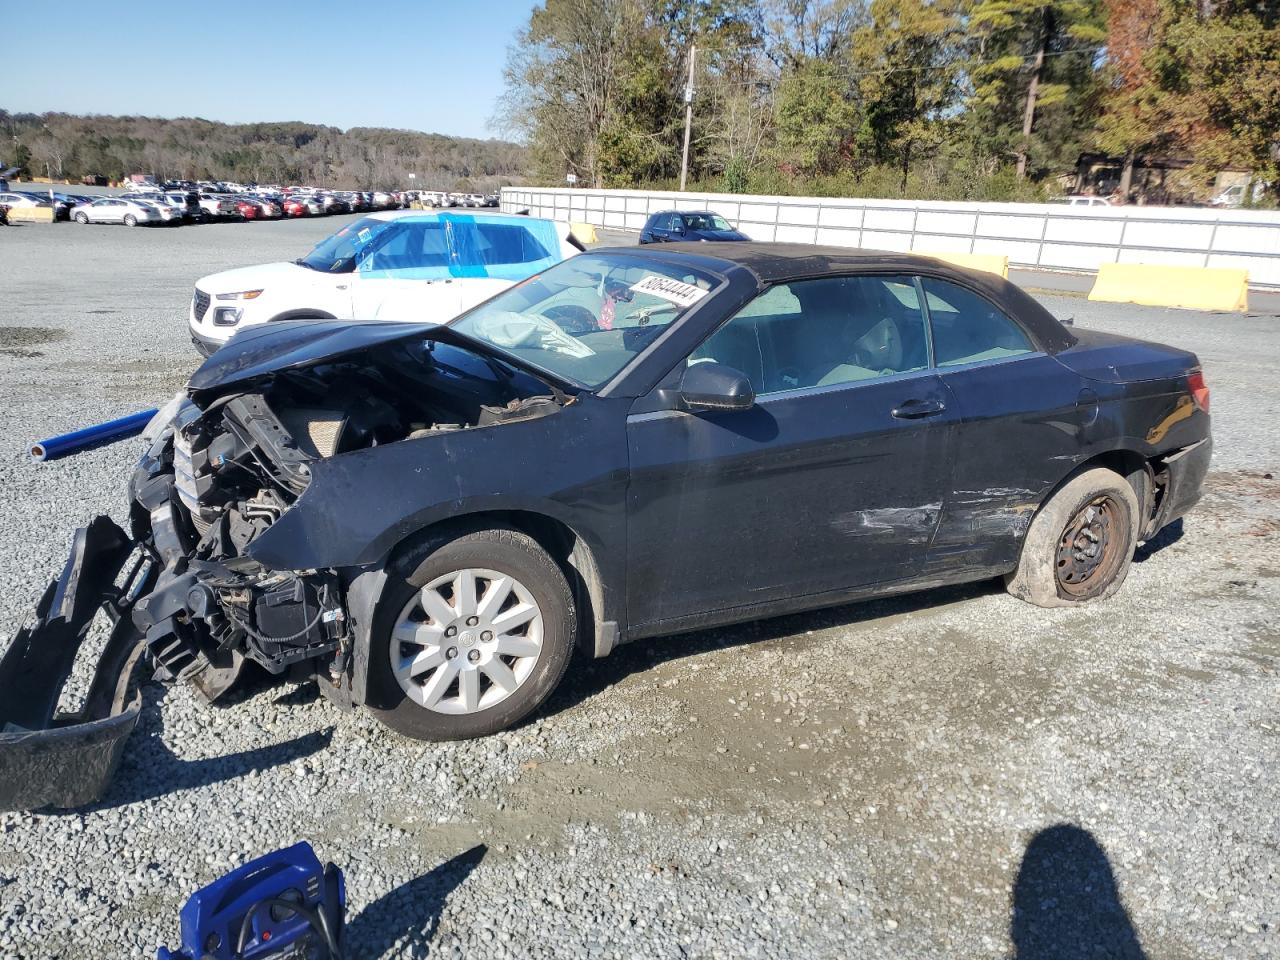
[188,320,437,395]
[689,229,749,242]
[196,261,319,294]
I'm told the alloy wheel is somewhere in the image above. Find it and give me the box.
[392,567,544,715]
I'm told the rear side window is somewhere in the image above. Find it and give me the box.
[464,222,554,266]
[693,275,930,395]
[921,278,1034,367]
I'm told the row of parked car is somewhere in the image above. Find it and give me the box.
[0,183,420,227]
[415,191,500,208]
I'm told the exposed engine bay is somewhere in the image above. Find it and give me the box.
[129,334,568,701]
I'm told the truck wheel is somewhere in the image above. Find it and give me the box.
[1005,467,1140,608]
[368,527,575,740]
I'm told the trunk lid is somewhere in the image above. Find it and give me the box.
[1053,328,1199,384]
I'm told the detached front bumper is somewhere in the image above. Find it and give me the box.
[0,517,154,811]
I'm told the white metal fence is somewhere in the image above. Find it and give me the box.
[501,186,1280,288]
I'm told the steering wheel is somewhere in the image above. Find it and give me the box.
[543,304,599,334]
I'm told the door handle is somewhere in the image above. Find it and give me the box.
[891,398,947,420]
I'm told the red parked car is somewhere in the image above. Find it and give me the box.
[283,197,310,217]
[234,198,263,220]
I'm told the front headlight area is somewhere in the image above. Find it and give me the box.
[141,391,191,446]
[211,290,263,327]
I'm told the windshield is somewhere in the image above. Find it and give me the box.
[450,253,721,389]
[685,213,733,232]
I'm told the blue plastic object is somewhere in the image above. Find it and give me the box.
[357,213,565,282]
[30,408,157,462]
[157,841,345,960]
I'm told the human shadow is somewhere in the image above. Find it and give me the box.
[1011,824,1148,960]
[55,684,334,814]
[344,844,487,959]
[540,578,1000,719]
[1133,517,1184,563]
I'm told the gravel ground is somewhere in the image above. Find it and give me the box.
[0,218,1277,959]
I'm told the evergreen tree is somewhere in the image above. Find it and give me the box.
[965,0,1106,178]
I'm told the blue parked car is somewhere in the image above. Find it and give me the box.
[640,209,750,244]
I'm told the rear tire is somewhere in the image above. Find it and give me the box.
[123,214,137,226]
[368,526,575,741]
[1005,467,1140,608]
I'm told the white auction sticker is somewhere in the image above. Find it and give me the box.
[629,275,709,308]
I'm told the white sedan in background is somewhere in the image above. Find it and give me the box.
[71,197,162,226]
[135,198,185,224]
[188,210,585,355]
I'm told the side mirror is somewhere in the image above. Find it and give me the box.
[678,362,755,413]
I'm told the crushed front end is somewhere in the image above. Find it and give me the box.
[1,324,570,809]
[127,392,352,702]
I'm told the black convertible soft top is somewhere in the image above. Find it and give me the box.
[596,241,1079,354]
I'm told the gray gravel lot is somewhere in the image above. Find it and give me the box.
[0,218,1277,959]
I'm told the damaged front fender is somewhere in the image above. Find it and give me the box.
[0,517,154,811]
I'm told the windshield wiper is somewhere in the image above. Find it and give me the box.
[478,353,520,392]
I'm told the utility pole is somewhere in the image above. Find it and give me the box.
[679,44,697,192]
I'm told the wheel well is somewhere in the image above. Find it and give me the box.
[1060,449,1159,535]
[386,510,608,658]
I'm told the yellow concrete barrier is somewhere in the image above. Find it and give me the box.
[918,251,1009,278]
[5,206,55,223]
[569,221,599,244]
[1088,262,1248,312]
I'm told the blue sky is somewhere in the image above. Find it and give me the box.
[1,0,535,140]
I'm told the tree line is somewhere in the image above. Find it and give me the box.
[0,111,529,192]
[498,0,1280,203]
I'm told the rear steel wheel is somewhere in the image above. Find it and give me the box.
[1005,466,1139,608]
[1055,495,1124,599]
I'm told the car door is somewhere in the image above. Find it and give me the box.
[95,199,121,223]
[349,217,462,322]
[918,276,1091,575]
[625,274,959,628]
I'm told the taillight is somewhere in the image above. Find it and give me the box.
[1188,369,1210,413]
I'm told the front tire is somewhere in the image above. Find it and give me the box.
[75,212,89,224]
[368,527,575,740]
[1005,467,1140,608]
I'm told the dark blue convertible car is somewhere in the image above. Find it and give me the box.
[13,243,1212,751]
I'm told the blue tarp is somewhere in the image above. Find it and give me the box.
[357,213,564,282]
